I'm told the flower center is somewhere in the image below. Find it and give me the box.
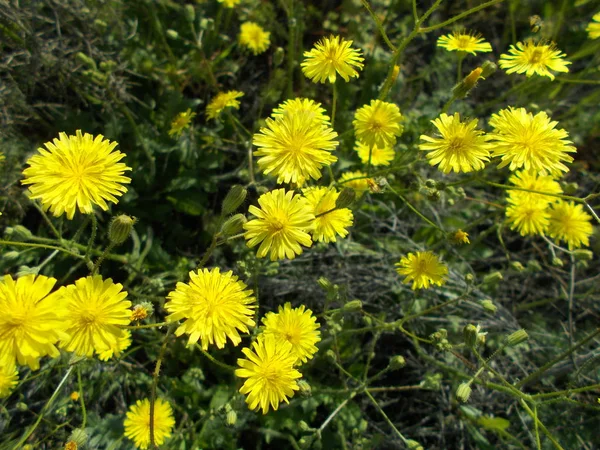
[529,49,543,64]
[457,36,471,49]
[447,136,465,154]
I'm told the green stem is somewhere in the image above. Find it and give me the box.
[77,367,87,428]
[85,212,97,262]
[92,242,116,275]
[555,77,600,85]
[150,325,174,449]
[331,81,338,128]
[480,179,585,203]
[32,202,62,240]
[364,390,408,444]
[418,0,506,32]
[530,383,600,400]
[0,240,84,260]
[456,52,465,83]
[519,400,564,450]
[360,0,396,51]
[386,184,444,232]
[125,321,169,330]
[196,345,237,371]
[198,232,220,268]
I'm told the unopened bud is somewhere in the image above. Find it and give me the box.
[299,420,311,431]
[17,402,28,411]
[573,250,593,261]
[480,299,497,314]
[392,65,401,80]
[552,257,564,267]
[226,409,237,427]
[273,47,285,66]
[325,349,336,361]
[5,225,33,241]
[221,214,247,236]
[298,379,312,397]
[483,271,503,285]
[506,329,528,347]
[68,428,88,447]
[464,273,475,284]
[480,61,497,78]
[464,67,483,89]
[317,277,332,291]
[562,182,578,195]
[336,187,355,209]
[222,185,247,215]
[108,215,136,245]
[406,439,424,450]
[425,179,437,189]
[456,383,472,403]
[463,324,479,348]
[510,261,525,272]
[527,259,542,272]
[166,29,179,40]
[3,251,20,260]
[388,355,406,370]
[75,52,97,69]
[342,300,362,312]
[529,15,543,33]
[184,5,196,22]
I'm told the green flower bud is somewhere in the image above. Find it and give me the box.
[299,420,311,432]
[573,250,593,261]
[336,187,356,209]
[551,257,564,267]
[388,355,406,370]
[166,29,179,39]
[425,179,437,189]
[222,185,247,215]
[456,382,472,403]
[317,277,332,291]
[342,299,362,312]
[506,329,528,347]
[17,402,28,411]
[5,225,33,241]
[480,299,497,314]
[561,181,578,195]
[273,47,285,66]
[3,251,21,261]
[221,214,247,236]
[526,259,542,272]
[68,428,88,446]
[483,271,503,285]
[108,215,136,246]
[75,52,97,69]
[325,349,336,361]
[464,273,475,284]
[94,19,108,30]
[184,4,196,22]
[510,261,525,272]
[406,439,424,450]
[298,379,312,397]
[226,409,237,427]
[463,324,479,348]
[480,60,497,78]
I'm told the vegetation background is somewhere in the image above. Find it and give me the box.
[1,0,599,448]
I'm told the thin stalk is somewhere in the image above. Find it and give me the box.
[364,390,408,444]
[77,367,87,428]
[331,81,338,127]
[519,400,564,450]
[195,344,237,371]
[32,202,62,240]
[360,0,396,51]
[386,184,444,232]
[92,243,116,275]
[419,0,506,32]
[150,325,174,449]
[85,212,97,262]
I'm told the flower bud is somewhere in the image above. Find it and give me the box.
[526,259,542,272]
[510,261,525,272]
[406,439,424,450]
[298,379,312,397]
[483,271,503,285]
[5,225,33,241]
[573,250,593,261]
[17,402,28,411]
[325,349,336,361]
[131,303,152,321]
[342,300,362,312]
[184,4,196,22]
[64,442,77,450]
[506,329,528,347]
[480,299,497,314]
[456,382,472,403]
[425,179,437,189]
[388,355,406,370]
[317,277,332,291]
[480,61,497,78]
[463,324,479,348]
[464,273,475,284]
[453,229,470,245]
[561,182,578,195]
[273,47,285,66]
[70,391,80,401]
[220,214,247,236]
[166,29,179,39]
[551,257,564,267]
[299,420,311,432]
[108,215,136,245]
[75,52,97,69]
[222,185,247,215]
[226,409,237,427]
[68,428,88,447]
[3,251,20,261]
[336,187,355,209]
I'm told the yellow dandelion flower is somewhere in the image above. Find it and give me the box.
[165,268,256,349]
[21,131,131,220]
[64,442,77,450]
[0,363,18,398]
[453,229,470,244]
[355,141,395,166]
[548,201,593,249]
[499,40,570,81]
[587,13,600,39]
[217,0,241,7]
[488,107,576,175]
[303,187,353,243]
[235,334,301,414]
[130,304,149,321]
[271,98,330,125]
[395,251,448,290]
[0,274,66,370]
[301,35,364,84]
[98,330,132,361]
[419,113,491,174]
[58,276,131,358]
[253,109,339,185]
[261,302,321,364]
[338,171,371,197]
[124,398,175,449]
[506,170,563,206]
[506,199,549,236]
[239,22,271,55]
[353,100,403,148]
[243,189,314,261]
[206,90,244,120]
[70,391,80,401]
[169,108,196,137]
[437,30,492,55]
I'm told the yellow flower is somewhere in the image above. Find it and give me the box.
[239,22,271,55]
[548,201,593,249]
[353,100,403,148]
[301,35,364,84]
[97,330,132,361]
[453,229,470,245]
[303,187,353,243]
[64,442,77,450]
[0,363,18,398]
[206,90,244,120]
[124,398,175,449]
[587,12,600,39]
[235,334,301,414]
[217,0,241,7]
[506,199,550,236]
[499,40,570,81]
[0,274,66,370]
[506,170,563,206]
[169,108,196,137]
[271,98,330,125]
[355,141,395,166]
[253,108,339,185]
[130,304,149,321]
[395,251,448,290]
[338,171,371,197]
[244,189,314,261]
[261,303,321,364]
[59,276,131,358]
[70,391,80,401]
[437,30,492,55]
[21,131,131,220]
[488,107,576,175]
[165,268,256,349]
[419,113,491,174]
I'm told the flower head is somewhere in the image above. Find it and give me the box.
[70,391,80,401]
[499,40,571,80]
[0,274,66,370]
[301,35,364,84]
[338,171,371,197]
[253,108,338,185]
[165,268,256,349]
[355,141,395,166]
[506,199,549,236]
[239,22,271,55]
[58,276,131,358]
[303,187,353,243]
[453,229,470,245]
[488,107,576,175]
[395,251,448,290]
[506,170,563,206]
[244,189,314,261]
[587,12,600,39]
[124,398,175,449]
[353,100,403,148]
[169,109,196,137]
[271,98,330,125]
[21,131,131,220]
[206,91,244,120]
[97,330,132,361]
[217,0,241,8]
[235,335,301,414]
[0,363,18,398]
[437,30,492,55]
[548,201,593,249]
[261,303,321,364]
[419,113,491,173]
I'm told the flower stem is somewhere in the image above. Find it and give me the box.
[77,366,87,428]
[331,81,338,127]
[150,325,174,449]
[360,0,396,51]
